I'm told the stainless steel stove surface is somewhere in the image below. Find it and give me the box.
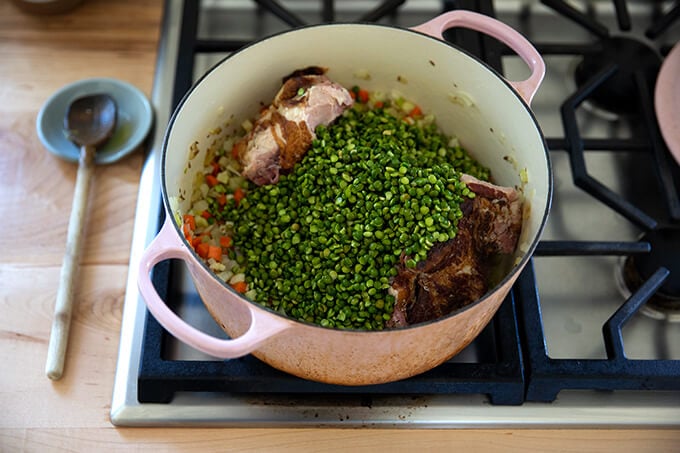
[111,0,680,427]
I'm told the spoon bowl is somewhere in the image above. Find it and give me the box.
[65,94,117,149]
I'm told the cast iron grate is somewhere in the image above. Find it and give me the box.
[517,262,679,402]
[138,0,680,406]
[516,0,680,402]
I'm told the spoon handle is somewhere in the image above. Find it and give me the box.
[45,145,96,380]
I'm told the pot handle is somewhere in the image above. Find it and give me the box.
[137,217,291,359]
[411,10,545,105]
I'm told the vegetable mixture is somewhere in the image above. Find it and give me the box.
[181,87,490,331]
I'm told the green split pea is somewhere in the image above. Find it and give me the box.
[226,102,489,330]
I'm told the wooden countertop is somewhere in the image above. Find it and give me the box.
[1,0,678,450]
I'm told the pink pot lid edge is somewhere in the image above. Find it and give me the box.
[655,42,680,166]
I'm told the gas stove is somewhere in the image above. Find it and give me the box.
[111,0,680,427]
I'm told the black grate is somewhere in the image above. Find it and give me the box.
[517,0,680,402]
[138,0,680,406]
[139,0,528,406]
[139,287,525,405]
[517,263,680,402]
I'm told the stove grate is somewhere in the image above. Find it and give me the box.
[136,0,680,407]
[514,0,680,402]
[517,262,680,402]
[138,0,529,406]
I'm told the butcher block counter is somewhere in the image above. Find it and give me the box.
[0,0,679,451]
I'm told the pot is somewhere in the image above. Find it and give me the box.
[138,10,552,386]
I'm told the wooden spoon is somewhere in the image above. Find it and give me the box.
[45,93,116,380]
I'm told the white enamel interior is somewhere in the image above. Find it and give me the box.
[164,23,550,266]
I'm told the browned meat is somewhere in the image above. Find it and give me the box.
[235,67,354,185]
[387,175,522,328]
[459,174,522,255]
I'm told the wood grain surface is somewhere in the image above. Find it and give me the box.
[0,0,678,451]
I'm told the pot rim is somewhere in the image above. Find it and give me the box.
[159,20,554,333]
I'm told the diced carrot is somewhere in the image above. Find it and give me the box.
[201,210,211,219]
[217,193,227,206]
[205,174,218,187]
[219,236,232,248]
[233,187,245,206]
[196,242,210,259]
[408,105,423,118]
[231,142,244,159]
[192,236,204,249]
[374,101,384,108]
[183,214,196,231]
[182,223,192,238]
[207,245,222,261]
[232,281,247,294]
[357,89,369,103]
[211,162,220,176]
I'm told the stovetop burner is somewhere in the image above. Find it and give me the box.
[574,36,662,115]
[111,0,680,427]
[620,228,680,321]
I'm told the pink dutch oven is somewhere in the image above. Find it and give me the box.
[138,11,552,385]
